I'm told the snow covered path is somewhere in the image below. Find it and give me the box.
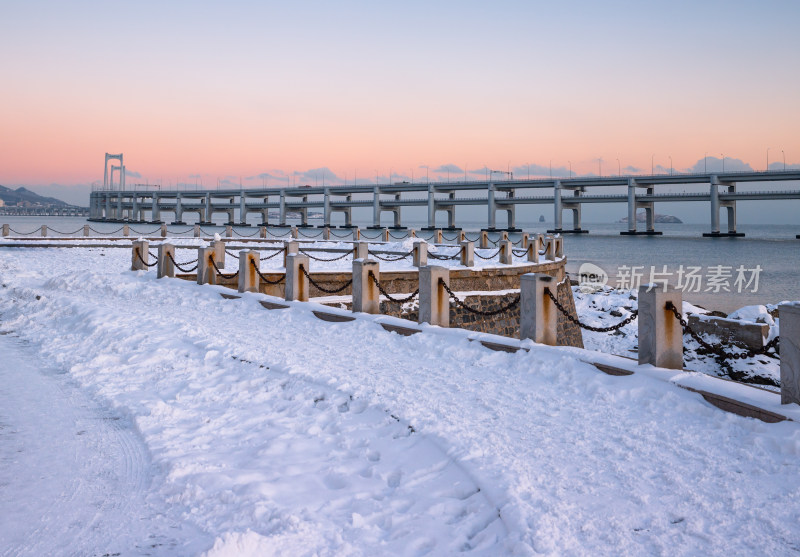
[0,334,210,556]
[1,247,800,555]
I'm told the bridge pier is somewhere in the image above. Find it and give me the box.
[704,177,744,237]
[549,181,588,234]
[620,179,663,235]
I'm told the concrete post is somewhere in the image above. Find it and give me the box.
[409,229,416,238]
[520,233,529,249]
[237,250,260,293]
[83,224,89,237]
[290,226,299,239]
[285,254,309,302]
[194,225,201,238]
[354,228,360,240]
[211,240,226,269]
[554,237,564,258]
[160,224,167,238]
[41,225,47,237]
[479,230,489,249]
[519,273,558,346]
[283,240,299,268]
[225,225,233,238]
[259,226,267,239]
[637,285,683,370]
[500,231,508,242]
[122,224,130,237]
[413,242,428,267]
[352,259,380,314]
[779,302,800,405]
[544,236,556,261]
[323,227,331,241]
[196,247,217,285]
[460,241,474,267]
[352,241,368,260]
[382,228,390,242]
[131,240,150,271]
[157,243,175,279]
[526,242,537,262]
[2,224,9,237]
[434,229,443,244]
[419,265,449,327]
[459,230,466,243]
[499,240,513,265]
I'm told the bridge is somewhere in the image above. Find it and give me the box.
[89,169,800,237]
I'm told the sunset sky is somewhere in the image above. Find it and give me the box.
[1,0,799,212]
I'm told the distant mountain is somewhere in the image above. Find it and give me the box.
[0,185,73,207]
[618,212,683,224]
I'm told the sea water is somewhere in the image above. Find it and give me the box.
[2,215,798,314]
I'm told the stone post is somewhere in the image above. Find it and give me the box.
[352,241,369,260]
[780,302,800,405]
[409,229,416,238]
[519,273,558,346]
[382,228,390,242]
[160,224,167,238]
[460,241,474,267]
[131,240,150,271]
[419,266,450,327]
[285,253,309,302]
[41,225,47,237]
[520,233,529,249]
[194,225,201,238]
[225,225,233,238]
[196,247,217,285]
[637,285,683,370]
[544,236,556,261]
[352,259,380,314]
[354,228,361,240]
[479,230,489,249]
[259,226,267,239]
[526,241,538,262]
[83,224,89,237]
[323,227,331,241]
[500,231,508,242]
[157,243,175,279]
[290,226,299,239]
[283,240,299,268]
[238,250,260,293]
[459,230,466,242]
[211,239,226,269]
[554,236,564,258]
[413,242,428,267]
[532,233,545,254]
[2,224,9,237]
[499,240,513,265]
[434,229,443,244]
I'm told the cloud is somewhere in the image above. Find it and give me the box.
[685,156,753,173]
[768,162,800,171]
[432,164,463,174]
[124,169,142,178]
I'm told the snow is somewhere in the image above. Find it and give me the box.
[1,246,800,555]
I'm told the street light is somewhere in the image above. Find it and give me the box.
[568,160,572,178]
[704,152,708,174]
[616,158,621,176]
[598,157,602,177]
[721,154,725,172]
[669,155,673,176]
[783,150,786,171]
[651,154,655,175]
[766,147,770,172]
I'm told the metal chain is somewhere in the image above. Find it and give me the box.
[298,229,324,238]
[267,228,292,237]
[148,250,158,258]
[167,251,198,273]
[474,248,501,260]
[210,257,239,279]
[665,302,780,361]
[368,271,419,303]
[299,249,352,262]
[250,259,285,284]
[545,287,638,332]
[48,227,84,235]
[428,250,461,260]
[512,238,524,246]
[440,278,521,316]
[225,249,240,258]
[441,233,459,242]
[464,233,480,242]
[388,231,408,240]
[330,229,354,238]
[360,231,383,240]
[235,228,261,237]
[198,227,217,237]
[128,226,157,235]
[299,265,353,294]
[259,247,285,260]
[512,249,528,257]
[167,226,194,234]
[8,227,40,235]
[133,247,159,267]
[368,250,413,262]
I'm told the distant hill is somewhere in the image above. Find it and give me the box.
[0,185,73,207]
[618,212,683,224]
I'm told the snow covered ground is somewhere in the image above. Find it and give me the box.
[1,246,799,556]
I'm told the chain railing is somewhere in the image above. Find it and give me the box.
[360,231,383,240]
[368,249,413,262]
[134,247,159,267]
[368,271,419,303]
[48,226,85,235]
[259,247,286,260]
[299,264,353,294]
[474,248,501,260]
[128,226,158,235]
[330,229,354,239]
[428,249,462,260]
[299,249,352,262]
[439,278,521,316]
[8,227,40,235]
[210,257,239,279]
[235,227,261,238]
[512,249,528,257]
[298,229,324,238]
[167,226,194,234]
[267,228,292,238]
[665,302,780,361]
[225,248,240,258]
[388,231,408,240]
[545,287,638,332]
[198,227,218,236]
[167,251,198,273]
[441,232,459,242]
[250,259,285,284]
[464,233,480,242]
